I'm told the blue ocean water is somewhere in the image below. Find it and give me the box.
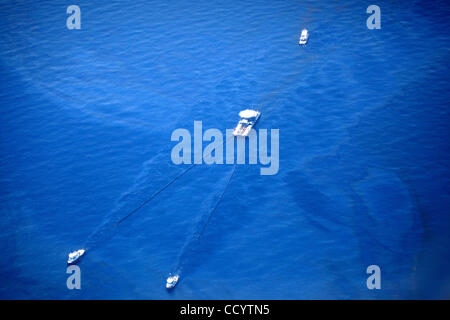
[0,0,449,299]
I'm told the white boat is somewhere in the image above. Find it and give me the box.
[233,109,261,137]
[166,274,179,289]
[299,29,308,45]
[67,249,85,264]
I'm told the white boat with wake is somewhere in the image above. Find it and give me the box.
[67,249,85,264]
[233,109,261,137]
[299,29,309,45]
[166,274,179,289]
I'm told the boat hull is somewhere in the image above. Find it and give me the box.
[67,250,85,265]
[233,111,260,137]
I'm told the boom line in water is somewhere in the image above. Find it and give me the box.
[172,164,237,277]
[115,163,196,226]
[197,164,237,240]
[114,133,239,227]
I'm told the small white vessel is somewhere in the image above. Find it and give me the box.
[299,29,309,45]
[67,249,85,264]
[166,274,179,289]
[233,109,261,137]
